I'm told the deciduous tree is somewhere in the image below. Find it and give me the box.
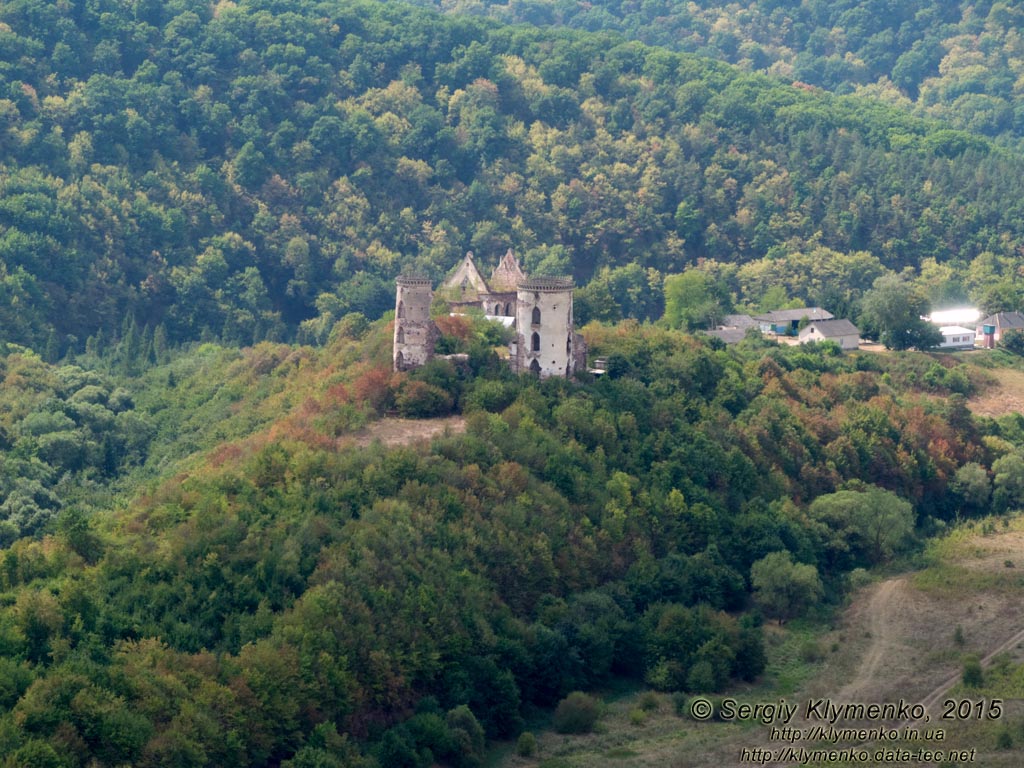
[750,551,822,624]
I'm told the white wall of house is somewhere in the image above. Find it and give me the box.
[799,327,859,350]
[938,326,977,349]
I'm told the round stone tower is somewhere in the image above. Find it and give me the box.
[515,276,575,378]
[394,275,436,371]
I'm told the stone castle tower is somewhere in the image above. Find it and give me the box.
[393,275,437,371]
[512,276,576,378]
[393,251,585,378]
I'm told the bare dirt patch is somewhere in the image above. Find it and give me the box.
[813,529,1024,709]
[346,415,466,448]
[817,573,1020,702]
[967,366,1024,418]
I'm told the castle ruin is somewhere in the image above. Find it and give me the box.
[393,249,586,378]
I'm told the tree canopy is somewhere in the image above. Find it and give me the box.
[859,273,943,350]
[0,0,1023,353]
[751,551,824,623]
[0,315,1009,764]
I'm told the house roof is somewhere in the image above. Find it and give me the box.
[980,311,1024,330]
[940,326,976,336]
[719,314,757,329]
[800,318,860,338]
[701,328,747,344]
[482,314,516,327]
[753,307,834,323]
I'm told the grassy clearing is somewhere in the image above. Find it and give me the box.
[914,515,1024,596]
[752,619,836,697]
[966,359,1024,417]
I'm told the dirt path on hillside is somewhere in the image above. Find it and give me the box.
[902,622,1024,731]
[826,573,1024,710]
[347,415,466,448]
[833,578,910,703]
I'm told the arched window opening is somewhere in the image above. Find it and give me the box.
[505,302,512,315]
[396,327,405,343]
[395,351,405,369]
[494,304,501,315]
[529,359,541,374]
[531,332,540,351]
[397,301,405,319]
[532,307,541,325]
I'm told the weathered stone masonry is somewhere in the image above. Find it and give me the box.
[393,251,586,378]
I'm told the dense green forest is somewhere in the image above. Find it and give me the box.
[1,315,1023,766]
[3,0,1024,352]
[5,0,1024,764]
[410,0,1024,144]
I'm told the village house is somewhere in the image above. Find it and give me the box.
[977,311,1024,348]
[753,307,834,335]
[702,327,748,345]
[938,325,977,350]
[798,318,861,350]
[718,314,758,331]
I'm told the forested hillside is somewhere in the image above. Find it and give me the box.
[2,317,1022,766]
[5,1,1024,765]
[3,0,1024,352]
[411,0,1024,145]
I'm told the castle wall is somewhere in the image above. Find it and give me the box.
[482,291,517,317]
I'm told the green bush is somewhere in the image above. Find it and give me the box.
[644,659,686,692]
[395,380,454,417]
[685,661,717,693]
[552,692,601,734]
[800,639,824,663]
[515,731,536,757]
[962,655,984,688]
[672,692,689,717]
[639,692,660,712]
[996,727,1013,749]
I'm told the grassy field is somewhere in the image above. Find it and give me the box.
[967,365,1024,419]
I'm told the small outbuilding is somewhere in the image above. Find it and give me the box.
[718,314,758,330]
[798,318,861,350]
[938,326,977,350]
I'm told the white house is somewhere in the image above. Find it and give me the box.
[938,326,977,350]
[798,319,861,350]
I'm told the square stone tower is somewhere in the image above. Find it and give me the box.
[393,275,437,371]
